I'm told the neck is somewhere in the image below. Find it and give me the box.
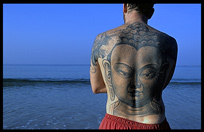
[124,10,148,24]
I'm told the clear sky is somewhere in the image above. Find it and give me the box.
[3,4,201,66]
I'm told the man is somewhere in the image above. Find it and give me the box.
[90,3,177,130]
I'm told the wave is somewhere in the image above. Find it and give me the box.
[3,78,90,87]
[3,78,90,83]
[3,78,201,87]
[170,78,201,85]
[169,81,201,85]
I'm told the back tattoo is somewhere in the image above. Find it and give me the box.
[91,22,177,116]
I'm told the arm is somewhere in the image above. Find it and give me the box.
[90,34,107,94]
[90,61,107,94]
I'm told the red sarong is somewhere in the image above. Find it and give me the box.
[99,113,171,130]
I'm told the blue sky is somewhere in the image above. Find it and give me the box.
[3,4,201,66]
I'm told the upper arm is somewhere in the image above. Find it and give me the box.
[90,34,106,94]
[90,60,106,94]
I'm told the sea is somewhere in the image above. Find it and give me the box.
[3,64,201,130]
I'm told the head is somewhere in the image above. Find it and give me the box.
[123,3,155,23]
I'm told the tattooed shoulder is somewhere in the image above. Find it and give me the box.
[91,27,124,68]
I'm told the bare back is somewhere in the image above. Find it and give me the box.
[90,22,177,124]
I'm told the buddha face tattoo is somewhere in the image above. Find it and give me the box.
[101,23,172,111]
[91,22,176,114]
[107,44,162,108]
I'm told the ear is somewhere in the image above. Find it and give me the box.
[102,59,111,83]
[158,62,169,89]
[102,59,115,101]
[123,3,127,13]
[160,62,169,76]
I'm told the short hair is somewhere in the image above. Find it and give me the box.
[126,3,155,17]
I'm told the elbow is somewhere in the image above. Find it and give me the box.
[91,85,102,94]
[92,88,99,94]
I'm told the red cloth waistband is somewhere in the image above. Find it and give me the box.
[99,113,171,130]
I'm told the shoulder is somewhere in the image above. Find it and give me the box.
[149,25,177,46]
[95,23,128,41]
[149,26,178,60]
[92,24,126,54]
[91,25,126,66]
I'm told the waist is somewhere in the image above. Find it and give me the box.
[100,113,171,130]
[106,98,165,124]
[106,112,165,124]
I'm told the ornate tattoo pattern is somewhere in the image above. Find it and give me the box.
[91,22,177,117]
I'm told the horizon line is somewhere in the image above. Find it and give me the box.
[2,63,201,67]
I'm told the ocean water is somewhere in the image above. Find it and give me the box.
[3,64,201,129]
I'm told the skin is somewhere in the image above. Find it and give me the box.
[90,3,177,124]
[111,45,161,108]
